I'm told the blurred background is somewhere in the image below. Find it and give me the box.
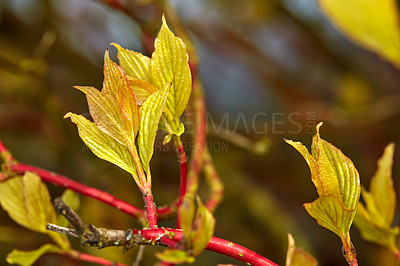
[1,0,400,265]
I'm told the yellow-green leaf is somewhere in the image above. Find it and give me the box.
[285,122,361,238]
[112,43,151,81]
[354,203,399,247]
[6,244,62,266]
[127,77,158,105]
[353,143,399,249]
[64,113,137,177]
[0,173,69,248]
[304,196,354,237]
[75,86,128,146]
[286,234,317,266]
[369,143,396,226]
[192,197,215,256]
[0,174,54,233]
[138,83,170,173]
[151,16,192,119]
[155,249,195,264]
[318,0,400,68]
[179,195,196,243]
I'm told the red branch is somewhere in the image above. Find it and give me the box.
[143,192,158,228]
[174,137,187,228]
[67,250,128,266]
[134,228,279,266]
[10,163,146,219]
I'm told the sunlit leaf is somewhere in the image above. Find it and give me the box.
[112,42,151,81]
[354,143,399,249]
[151,16,192,119]
[6,244,61,266]
[64,113,137,177]
[285,122,361,238]
[127,77,158,105]
[75,86,128,146]
[304,196,354,237]
[369,143,396,226]
[155,249,195,264]
[138,82,170,173]
[354,202,399,247]
[192,197,215,256]
[286,234,317,266]
[0,173,69,248]
[318,0,400,68]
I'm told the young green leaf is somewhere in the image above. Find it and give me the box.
[112,42,151,81]
[75,86,128,146]
[354,143,399,249]
[286,234,317,266]
[192,197,215,256]
[155,249,195,264]
[318,0,400,68]
[151,16,192,120]
[0,173,69,249]
[6,244,62,266]
[179,195,196,244]
[138,82,170,173]
[127,77,158,105]
[64,113,137,177]
[285,122,361,239]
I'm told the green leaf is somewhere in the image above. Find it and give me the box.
[318,0,400,68]
[192,197,215,256]
[286,234,317,266]
[179,195,196,243]
[127,77,158,105]
[0,174,55,233]
[285,122,361,238]
[369,143,396,227]
[0,173,69,248]
[354,203,399,247]
[151,16,192,119]
[155,249,195,264]
[6,244,62,266]
[304,196,354,237]
[112,43,151,81]
[138,82,170,173]
[64,113,137,177]
[353,143,399,249]
[75,86,128,146]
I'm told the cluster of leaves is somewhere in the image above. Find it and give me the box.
[286,123,361,264]
[0,172,79,265]
[65,16,191,193]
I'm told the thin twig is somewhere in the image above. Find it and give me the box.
[174,136,187,228]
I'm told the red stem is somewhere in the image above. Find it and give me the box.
[174,137,187,228]
[143,191,158,228]
[134,228,279,266]
[67,250,128,266]
[10,163,146,219]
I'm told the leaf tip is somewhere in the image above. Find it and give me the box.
[63,112,73,119]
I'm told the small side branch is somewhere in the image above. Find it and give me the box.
[174,136,187,228]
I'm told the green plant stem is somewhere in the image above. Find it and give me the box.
[174,136,187,228]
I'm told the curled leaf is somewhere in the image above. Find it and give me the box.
[155,249,195,264]
[285,122,361,238]
[286,234,317,266]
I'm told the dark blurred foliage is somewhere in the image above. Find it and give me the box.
[1,0,400,265]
